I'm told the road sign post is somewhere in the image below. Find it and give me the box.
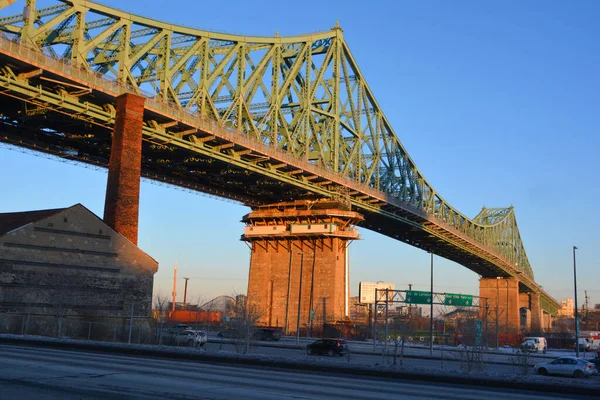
[475,320,482,346]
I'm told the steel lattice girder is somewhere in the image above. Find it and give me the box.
[0,0,559,313]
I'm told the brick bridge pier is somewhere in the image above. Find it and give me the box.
[243,200,362,335]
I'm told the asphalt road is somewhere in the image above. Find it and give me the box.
[204,341,521,374]
[203,336,565,375]
[0,344,591,399]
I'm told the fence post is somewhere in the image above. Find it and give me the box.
[113,325,117,342]
[400,336,405,366]
[25,312,30,336]
[372,289,377,351]
[128,303,134,344]
[88,321,92,340]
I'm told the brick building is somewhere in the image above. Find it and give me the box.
[0,204,157,321]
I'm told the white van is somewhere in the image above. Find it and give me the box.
[580,332,600,350]
[520,337,547,353]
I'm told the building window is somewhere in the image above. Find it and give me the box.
[63,217,68,223]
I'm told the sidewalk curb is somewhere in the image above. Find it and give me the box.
[1,336,597,397]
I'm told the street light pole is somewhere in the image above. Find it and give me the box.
[496,277,500,348]
[573,246,579,358]
[296,252,304,346]
[505,279,509,335]
[309,242,316,338]
[429,252,434,356]
[284,249,293,335]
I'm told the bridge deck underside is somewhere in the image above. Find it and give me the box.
[361,211,521,279]
[0,58,309,205]
[0,102,522,282]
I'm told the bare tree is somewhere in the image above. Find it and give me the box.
[153,293,170,345]
[228,294,265,354]
[511,347,532,375]
[446,306,485,373]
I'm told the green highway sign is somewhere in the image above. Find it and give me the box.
[444,293,473,307]
[405,290,432,305]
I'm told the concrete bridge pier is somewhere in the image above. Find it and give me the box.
[480,277,547,335]
[529,292,543,334]
[243,201,362,334]
[519,292,543,334]
[479,277,520,334]
[103,93,145,244]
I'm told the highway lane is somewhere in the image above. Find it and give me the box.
[208,334,599,368]
[205,343,520,374]
[203,341,521,375]
[0,344,589,400]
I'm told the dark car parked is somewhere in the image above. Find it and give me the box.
[253,328,281,341]
[217,329,240,338]
[589,357,600,370]
[306,339,348,356]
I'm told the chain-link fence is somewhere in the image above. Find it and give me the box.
[0,311,156,345]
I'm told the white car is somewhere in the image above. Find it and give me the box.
[171,329,207,347]
[535,357,597,378]
[193,330,208,347]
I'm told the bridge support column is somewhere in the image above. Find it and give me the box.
[103,93,145,245]
[243,201,362,334]
[530,292,543,334]
[479,277,520,334]
[519,293,531,332]
[542,311,552,331]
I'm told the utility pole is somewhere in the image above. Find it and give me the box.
[584,290,589,323]
[183,278,190,311]
[408,284,413,320]
[171,262,178,312]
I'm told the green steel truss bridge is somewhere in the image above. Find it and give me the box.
[0,0,559,314]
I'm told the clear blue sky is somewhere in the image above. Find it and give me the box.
[1,0,598,307]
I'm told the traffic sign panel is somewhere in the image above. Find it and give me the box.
[405,290,432,305]
[444,293,473,307]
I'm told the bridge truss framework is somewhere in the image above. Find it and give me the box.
[0,0,559,315]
